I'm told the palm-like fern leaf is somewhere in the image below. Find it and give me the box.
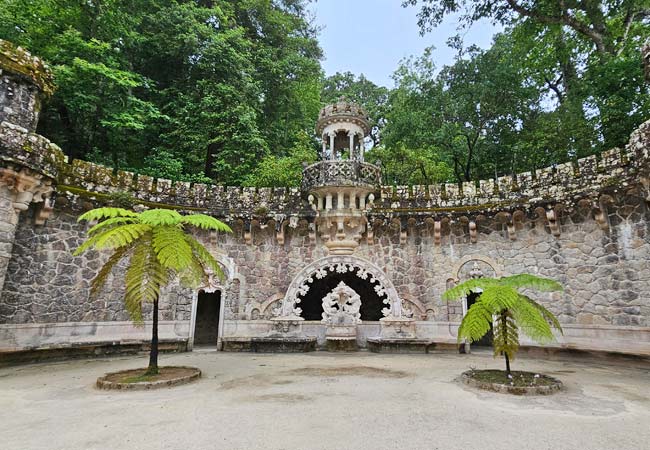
[152,225,194,270]
[89,245,132,299]
[93,223,152,250]
[181,214,232,232]
[139,209,183,226]
[442,277,499,301]
[185,234,225,280]
[78,207,137,222]
[493,311,519,360]
[457,301,494,343]
[87,216,139,236]
[500,274,563,292]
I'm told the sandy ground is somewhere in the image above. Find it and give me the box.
[1,350,649,450]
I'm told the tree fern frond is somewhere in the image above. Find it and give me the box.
[442,277,499,301]
[124,240,168,324]
[87,216,139,236]
[138,209,183,226]
[93,224,152,250]
[124,242,148,324]
[493,311,519,361]
[78,207,137,222]
[185,235,225,281]
[181,214,232,232]
[519,294,564,335]
[500,274,563,292]
[476,286,520,312]
[152,226,194,270]
[510,296,558,343]
[89,244,132,299]
[457,301,494,343]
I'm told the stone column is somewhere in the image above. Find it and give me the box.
[348,132,355,159]
[329,132,336,160]
[0,40,59,297]
[322,135,327,159]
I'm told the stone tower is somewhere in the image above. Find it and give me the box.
[0,40,63,295]
[302,99,381,255]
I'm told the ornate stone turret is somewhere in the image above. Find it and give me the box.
[0,40,64,296]
[303,99,381,255]
[316,98,370,161]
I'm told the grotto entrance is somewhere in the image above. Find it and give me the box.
[193,291,221,346]
[466,292,493,347]
[299,267,386,321]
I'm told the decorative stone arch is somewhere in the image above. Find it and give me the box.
[254,293,285,320]
[450,255,504,283]
[448,255,504,325]
[188,251,241,350]
[280,255,405,320]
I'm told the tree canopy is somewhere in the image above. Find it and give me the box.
[1,0,648,186]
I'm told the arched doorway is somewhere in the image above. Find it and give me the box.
[279,255,405,320]
[193,290,221,347]
[299,266,386,321]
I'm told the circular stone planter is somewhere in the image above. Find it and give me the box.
[96,366,201,390]
[460,370,563,396]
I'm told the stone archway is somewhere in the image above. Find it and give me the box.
[189,252,239,350]
[279,255,405,320]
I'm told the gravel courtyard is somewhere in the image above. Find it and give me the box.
[1,351,649,450]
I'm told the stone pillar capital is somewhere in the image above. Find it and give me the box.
[0,165,54,213]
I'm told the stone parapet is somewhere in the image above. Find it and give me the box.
[48,119,650,220]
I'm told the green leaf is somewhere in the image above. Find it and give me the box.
[138,209,183,226]
[181,214,232,232]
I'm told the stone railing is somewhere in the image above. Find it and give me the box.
[301,160,381,192]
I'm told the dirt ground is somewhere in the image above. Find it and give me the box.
[1,350,649,450]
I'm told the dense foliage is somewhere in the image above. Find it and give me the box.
[0,0,322,185]
[2,0,648,185]
[443,274,563,374]
[402,0,650,181]
[74,207,231,374]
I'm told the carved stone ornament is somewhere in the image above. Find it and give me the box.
[279,256,405,321]
[321,281,362,325]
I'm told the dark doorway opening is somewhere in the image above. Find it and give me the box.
[299,268,386,321]
[466,291,493,347]
[194,291,221,346]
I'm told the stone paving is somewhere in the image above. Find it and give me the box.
[1,351,649,450]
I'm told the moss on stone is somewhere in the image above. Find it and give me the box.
[0,40,55,96]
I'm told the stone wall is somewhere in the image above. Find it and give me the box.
[2,185,648,330]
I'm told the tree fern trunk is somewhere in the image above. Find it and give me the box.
[501,310,511,377]
[146,296,159,375]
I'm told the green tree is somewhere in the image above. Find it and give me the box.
[404,0,650,150]
[0,0,323,184]
[443,274,563,375]
[74,208,231,375]
[244,131,318,187]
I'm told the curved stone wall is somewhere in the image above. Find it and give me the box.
[1,39,649,360]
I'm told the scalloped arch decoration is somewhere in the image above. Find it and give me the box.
[280,255,405,319]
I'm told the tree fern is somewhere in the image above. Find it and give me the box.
[74,207,231,375]
[444,273,563,375]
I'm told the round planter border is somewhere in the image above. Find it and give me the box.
[96,366,201,390]
[460,370,563,396]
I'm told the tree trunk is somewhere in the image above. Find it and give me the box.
[501,310,511,377]
[146,296,159,375]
